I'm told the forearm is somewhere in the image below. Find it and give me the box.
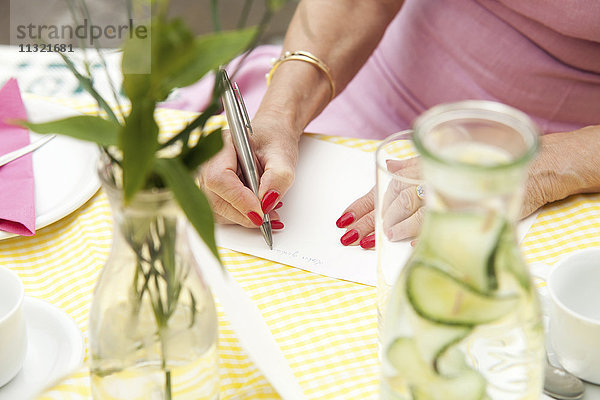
[256,0,404,135]
[526,125,600,212]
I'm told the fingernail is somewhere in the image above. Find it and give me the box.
[410,239,418,247]
[274,201,283,210]
[261,190,280,214]
[340,229,359,246]
[271,220,284,230]
[385,229,394,241]
[247,211,263,227]
[336,212,355,228]
[360,234,375,249]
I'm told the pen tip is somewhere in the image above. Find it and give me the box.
[260,222,273,250]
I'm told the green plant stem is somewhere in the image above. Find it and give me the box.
[100,147,122,169]
[57,51,120,125]
[65,0,117,121]
[76,0,126,121]
[159,327,172,400]
[237,0,255,29]
[64,0,92,69]
[161,102,220,151]
[166,370,172,400]
[210,0,221,31]
[125,0,133,21]
[229,8,273,79]
[128,213,183,400]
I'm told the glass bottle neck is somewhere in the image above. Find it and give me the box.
[421,157,528,223]
[411,101,539,224]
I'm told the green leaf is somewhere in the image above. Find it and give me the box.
[267,0,288,11]
[154,158,221,261]
[21,116,120,146]
[121,72,152,104]
[183,127,223,169]
[121,17,255,103]
[154,23,256,99]
[122,18,193,102]
[121,99,159,201]
[121,24,152,100]
[161,102,221,149]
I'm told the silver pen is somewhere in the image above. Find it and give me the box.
[220,69,273,249]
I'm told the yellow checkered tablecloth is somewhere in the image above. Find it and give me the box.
[1,97,599,400]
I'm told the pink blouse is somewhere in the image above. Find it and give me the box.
[166,0,600,139]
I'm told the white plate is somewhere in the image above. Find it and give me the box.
[0,97,100,240]
[0,296,85,400]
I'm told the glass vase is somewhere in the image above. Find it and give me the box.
[89,160,219,400]
[379,101,544,400]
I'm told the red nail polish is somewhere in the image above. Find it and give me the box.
[340,229,359,246]
[261,190,280,214]
[360,234,375,249]
[271,220,284,230]
[247,211,263,226]
[274,201,283,210]
[336,212,355,228]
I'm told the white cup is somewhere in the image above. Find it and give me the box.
[547,247,600,384]
[0,266,27,387]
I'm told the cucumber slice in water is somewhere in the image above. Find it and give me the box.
[407,263,518,326]
[435,346,471,377]
[412,316,469,369]
[387,337,486,400]
[420,212,505,292]
[492,225,532,291]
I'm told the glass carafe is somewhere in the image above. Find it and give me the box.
[89,161,219,400]
[379,101,544,400]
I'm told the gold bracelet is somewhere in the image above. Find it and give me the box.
[266,50,336,102]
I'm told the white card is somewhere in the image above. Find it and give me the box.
[216,136,538,287]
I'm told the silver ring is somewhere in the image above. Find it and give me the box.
[416,184,425,200]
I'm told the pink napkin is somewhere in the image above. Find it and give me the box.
[0,78,35,236]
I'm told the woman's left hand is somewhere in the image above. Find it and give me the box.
[335,157,424,249]
[336,125,600,250]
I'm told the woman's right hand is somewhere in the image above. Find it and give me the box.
[199,112,300,229]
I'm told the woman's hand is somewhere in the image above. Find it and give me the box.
[199,112,301,229]
[336,157,424,249]
[523,125,600,218]
[336,125,600,250]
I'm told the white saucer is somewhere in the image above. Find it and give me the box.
[545,326,600,400]
[0,297,85,400]
[532,263,600,400]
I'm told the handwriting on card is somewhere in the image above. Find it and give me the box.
[272,248,323,266]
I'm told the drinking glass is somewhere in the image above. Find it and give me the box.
[375,130,420,337]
